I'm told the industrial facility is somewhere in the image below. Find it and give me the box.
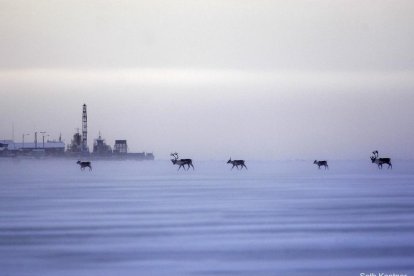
[0,104,154,160]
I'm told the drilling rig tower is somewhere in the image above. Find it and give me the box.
[82,104,89,153]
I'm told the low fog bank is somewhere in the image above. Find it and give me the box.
[1,158,413,181]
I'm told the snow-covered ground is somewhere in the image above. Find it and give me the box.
[1,159,413,276]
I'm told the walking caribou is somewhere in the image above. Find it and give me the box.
[370,150,392,169]
[170,152,194,170]
[77,160,92,171]
[314,160,329,170]
[227,158,248,170]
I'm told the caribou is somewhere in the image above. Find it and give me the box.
[77,160,92,171]
[170,153,194,170]
[370,150,392,169]
[314,160,329,170]
[227,158,248,170]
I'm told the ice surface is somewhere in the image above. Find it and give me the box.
[0,159,413,276]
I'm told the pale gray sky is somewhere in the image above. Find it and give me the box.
[1,0,414,160]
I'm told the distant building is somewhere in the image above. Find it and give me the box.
[113,140,127,154]
[0,140,65,156]
[0,141,11,149]
[93,134,112,155]
[67,132,82,153]
[0,141,12,157]
[146,152,155,160]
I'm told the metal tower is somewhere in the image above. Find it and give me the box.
[82,104,88,152]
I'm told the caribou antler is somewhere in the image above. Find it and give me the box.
[170,152,179,160]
